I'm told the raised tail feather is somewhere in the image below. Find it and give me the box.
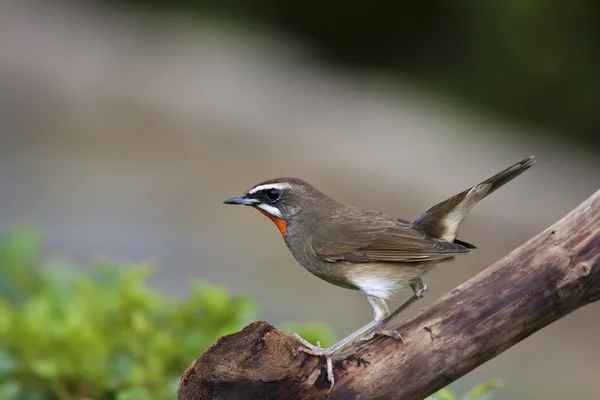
[413,156,536,244]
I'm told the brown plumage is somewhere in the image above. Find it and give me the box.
[224,156,536,389]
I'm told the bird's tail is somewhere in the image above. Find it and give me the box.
[413,156,536,245]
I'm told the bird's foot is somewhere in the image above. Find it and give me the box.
[356,326,404,348]
[292,333,336,392]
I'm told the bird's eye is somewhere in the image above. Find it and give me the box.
[266,189,281,201]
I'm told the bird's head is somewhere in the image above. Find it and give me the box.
[223,177,324,240]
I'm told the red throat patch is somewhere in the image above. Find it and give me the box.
[255,207,288,241]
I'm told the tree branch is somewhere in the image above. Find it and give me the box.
[178,190,600,400]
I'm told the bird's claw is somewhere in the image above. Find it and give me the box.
[292,333,327,355]
[325,357,334,392]
[293,333,336,391]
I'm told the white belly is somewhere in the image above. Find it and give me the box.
[350,275,408,299]
[347,261,440,299]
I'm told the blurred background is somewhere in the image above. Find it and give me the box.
[1,0,599,399]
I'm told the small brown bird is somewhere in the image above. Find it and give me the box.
[224,156,535,388]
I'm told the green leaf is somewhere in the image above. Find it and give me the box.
[29,359,60,379]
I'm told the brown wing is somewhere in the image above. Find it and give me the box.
[312,211,470,263]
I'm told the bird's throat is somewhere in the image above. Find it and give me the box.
[255,207,288,241]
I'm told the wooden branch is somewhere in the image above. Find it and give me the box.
[178,190,600,400]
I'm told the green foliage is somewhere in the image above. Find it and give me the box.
[426,380,503,400]
[0,228,259,399]
[0,228,502,399]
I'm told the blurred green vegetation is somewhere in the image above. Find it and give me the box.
[109,0,600,149]
[0,228,500,399]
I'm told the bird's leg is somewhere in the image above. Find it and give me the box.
[385,280,428,323]
[293,295,389,390]
[357,280,428,343]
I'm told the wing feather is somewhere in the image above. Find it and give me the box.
[312,212,470,263]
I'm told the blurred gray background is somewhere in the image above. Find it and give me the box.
[1,1,599,398]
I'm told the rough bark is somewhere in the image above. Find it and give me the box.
[178,189,600,400]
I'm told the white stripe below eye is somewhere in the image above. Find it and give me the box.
[247,183,290,195]
[257,203,283,219]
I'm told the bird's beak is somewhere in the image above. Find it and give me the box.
[223,195,259,206]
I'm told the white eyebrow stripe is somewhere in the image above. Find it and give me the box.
[247,183,291,194]
[256,203,283,219]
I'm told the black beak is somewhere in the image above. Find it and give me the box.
[223,195,258,205]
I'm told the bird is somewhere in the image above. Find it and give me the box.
[223,156,536,389]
